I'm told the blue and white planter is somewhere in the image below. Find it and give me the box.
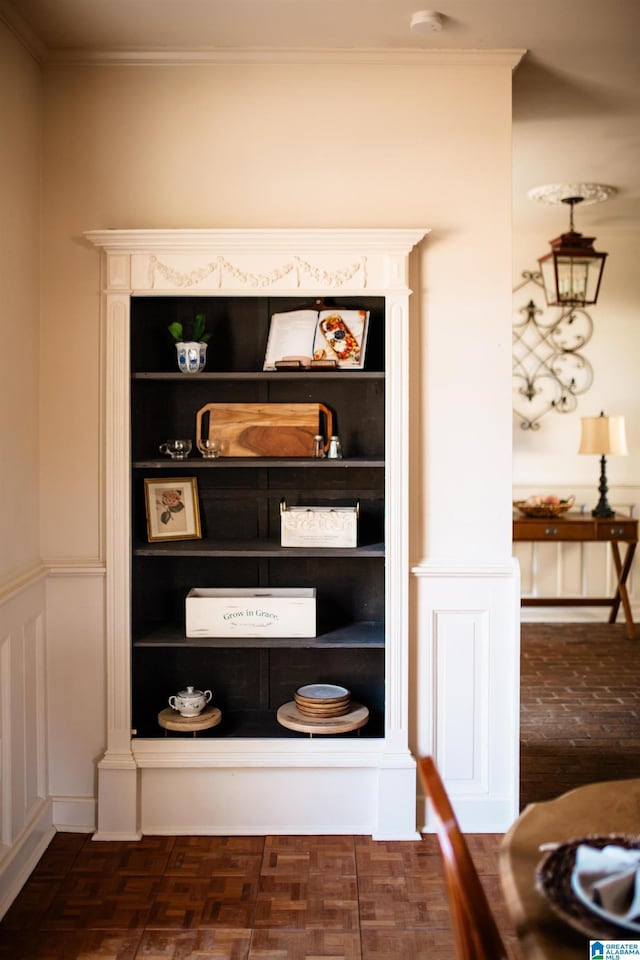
[175,341,208,374]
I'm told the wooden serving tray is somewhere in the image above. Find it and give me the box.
[276,701,368,735]
[157,705,222,733]
[195,402,333,457]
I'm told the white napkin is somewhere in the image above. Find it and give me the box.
[571,844,640,926]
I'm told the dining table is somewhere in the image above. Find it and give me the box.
[499,778,640,960]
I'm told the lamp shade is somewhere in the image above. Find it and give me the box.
[578,414,628,456]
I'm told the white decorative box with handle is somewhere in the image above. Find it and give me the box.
[280,501,358,548]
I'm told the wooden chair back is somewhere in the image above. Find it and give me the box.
[418,756,509,960]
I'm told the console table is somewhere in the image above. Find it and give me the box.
[513,514,637,639]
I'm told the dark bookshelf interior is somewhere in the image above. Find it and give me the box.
[130,295,386,739]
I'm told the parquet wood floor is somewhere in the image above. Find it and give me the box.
[2,621,638,959]
[0,832,519,959]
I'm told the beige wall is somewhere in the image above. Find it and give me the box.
[512,223,640,498]
[0,22,41,586]
[1,54,515,826]
[512,216,640,616]
[40,59,515,565]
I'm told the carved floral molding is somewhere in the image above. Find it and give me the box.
[148,254,367,289]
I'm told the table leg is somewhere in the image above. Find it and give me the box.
[609,541,637,639]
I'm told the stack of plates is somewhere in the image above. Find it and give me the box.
[294,683,351,718]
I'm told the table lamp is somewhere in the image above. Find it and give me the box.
[578,411,628,518]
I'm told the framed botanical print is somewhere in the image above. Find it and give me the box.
[144,477,202,542]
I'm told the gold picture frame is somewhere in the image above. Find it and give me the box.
[144,477,202,542]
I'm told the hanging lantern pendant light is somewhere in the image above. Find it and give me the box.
[538,196,608,308]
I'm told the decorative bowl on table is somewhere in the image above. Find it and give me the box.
[535,834,640,940]
[513,495,575,518]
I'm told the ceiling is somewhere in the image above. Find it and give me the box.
[2,0,640,233]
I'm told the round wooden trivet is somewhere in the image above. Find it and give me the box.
[276,701,368,735]
[157,705,222,732]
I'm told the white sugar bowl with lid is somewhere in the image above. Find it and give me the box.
[168,685,212,717]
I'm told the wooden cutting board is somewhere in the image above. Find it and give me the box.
[195,402,333,457]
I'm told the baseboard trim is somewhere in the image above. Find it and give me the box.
[51,796,96,833]
[417,793,517,834]
[0,799,55,921]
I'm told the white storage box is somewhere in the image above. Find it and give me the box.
[280,502,358,548]
[186,587,316,638]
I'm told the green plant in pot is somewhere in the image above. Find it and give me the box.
[168,313,211,374]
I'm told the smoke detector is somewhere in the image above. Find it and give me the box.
[410,10,444,32]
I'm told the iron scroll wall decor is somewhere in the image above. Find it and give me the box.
[512,270,594,430]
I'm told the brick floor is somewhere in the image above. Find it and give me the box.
[520,621,640,807]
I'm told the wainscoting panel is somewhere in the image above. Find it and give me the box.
[0,563,106,920]
[433,610,489,785]
[45,564,105,827]
[412,560,520,832]
[0,569,53,921]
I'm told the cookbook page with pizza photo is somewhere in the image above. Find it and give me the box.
[263,308,369,370]
[313,310,369,369]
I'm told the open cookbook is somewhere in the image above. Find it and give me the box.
[263,308,369,370]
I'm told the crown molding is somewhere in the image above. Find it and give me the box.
[84,227,430,254]
[0,0,47,62]
[45,46,526,69]
[0,13,526,71]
